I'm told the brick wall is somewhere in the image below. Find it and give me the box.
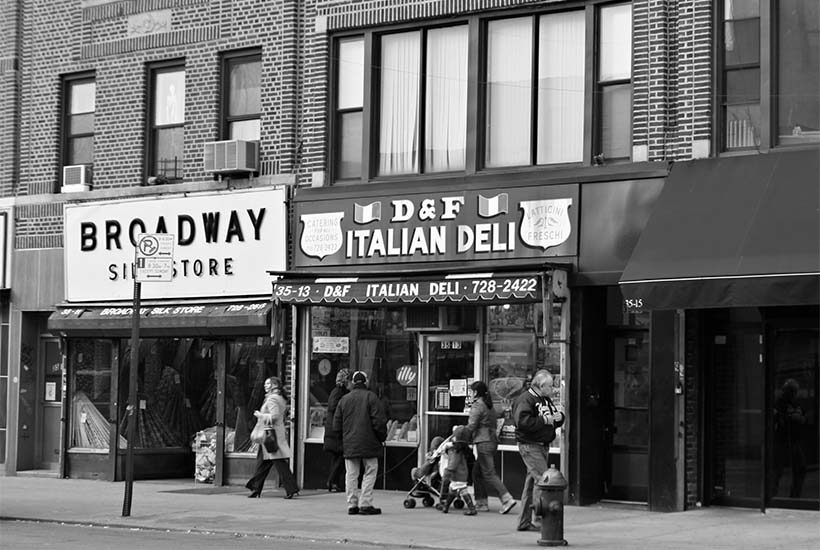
[0,0,22,196]
[14,0,301,247]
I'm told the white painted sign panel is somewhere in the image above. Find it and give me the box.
[64,188,287,301]
[135,233,174,282]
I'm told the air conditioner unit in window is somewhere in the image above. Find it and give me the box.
[203,140,259,173]
[61,164,92,192]
[404,306,465,331]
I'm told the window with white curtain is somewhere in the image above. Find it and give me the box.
[378,26,468,176]
[379,32,421,175]
[425,26,468,172]
[486,18,532,168]
[537,11,586,164]
[330,3,638,180]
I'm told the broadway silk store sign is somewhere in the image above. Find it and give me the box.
[295,184,579,268]
[63,188,287,301]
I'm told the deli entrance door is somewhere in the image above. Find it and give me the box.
[420,335,480,455]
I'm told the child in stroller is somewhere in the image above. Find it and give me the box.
[404,434,467,510]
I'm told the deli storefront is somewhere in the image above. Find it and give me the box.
[47,188,287,483]
[276,169,672,506]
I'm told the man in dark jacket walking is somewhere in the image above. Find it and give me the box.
[512,369,565,531]
[333,370,387,515]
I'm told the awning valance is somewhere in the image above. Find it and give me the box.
[272,272,545,305]
[619,150,820,309]
[48,301,271,337]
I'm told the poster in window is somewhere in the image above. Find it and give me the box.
[434,385,450,410]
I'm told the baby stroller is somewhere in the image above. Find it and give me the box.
[403,435,465,510]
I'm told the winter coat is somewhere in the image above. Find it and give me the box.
[512,387,565,445]
[323,385,348,453]
[467,398,498,445]
[332,384,387,459]
[256,391,292,460]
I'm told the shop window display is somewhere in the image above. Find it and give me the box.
[118,338,216,448]
[224,337,278,454]
[307,307,418,445]
[485,303,565,447]
[69,339,119,450]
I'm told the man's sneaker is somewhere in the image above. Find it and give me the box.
[500,499,517,514]
[516,524,539,532]
[358,506,382,515]
[347,507,359,515]
[475,502,490,512]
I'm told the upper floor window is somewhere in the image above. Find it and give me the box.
[335,37,364,179]
[330,2,632,183]
[63,76,96,169]
[720,0,819,151]
[148,62,185,181]
[223,51,261,141]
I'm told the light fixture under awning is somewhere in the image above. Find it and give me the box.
[48,301,272,337]
[619,150,820,309]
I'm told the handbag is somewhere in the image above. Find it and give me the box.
[262,429,279,453]
[250,422,267,444]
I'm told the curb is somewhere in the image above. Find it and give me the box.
[0,516,463,550]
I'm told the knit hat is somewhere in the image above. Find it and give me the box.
[352,371,368,385]
[429,436,445,450]
[452,426,471,445]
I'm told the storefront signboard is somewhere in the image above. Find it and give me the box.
[273,272,541,304]
[294,184,578,268]
[63,188,287,301]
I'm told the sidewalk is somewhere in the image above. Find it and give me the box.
[0,476,817,549]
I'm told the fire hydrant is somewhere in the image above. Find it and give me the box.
[533,464,568,546]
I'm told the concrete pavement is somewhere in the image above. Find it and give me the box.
[0,475,817,549]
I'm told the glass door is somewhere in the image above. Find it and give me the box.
[420,335,480,455]
[767,322,819,510]
[603,329,650,502]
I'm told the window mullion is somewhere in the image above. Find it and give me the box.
[530,15,539,166]
[465,17,479,174]
[362,31,374,183]
[583,4,595,165]
[418,30,427,174]
[759,0,772,150]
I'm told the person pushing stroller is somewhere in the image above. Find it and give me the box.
[437,426,477,516]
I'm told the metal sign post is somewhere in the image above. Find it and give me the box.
[122,234,174,517]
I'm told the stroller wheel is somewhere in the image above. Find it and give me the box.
[422,496,435,508]
[403,498,417,509]
[452,498,465,510]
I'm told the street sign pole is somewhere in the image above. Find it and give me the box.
[122,233,174,517]
[122,280,141,517]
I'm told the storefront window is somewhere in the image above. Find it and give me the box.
[307,307,418,444]
[485,303,565,447]
[70,339,116,450]
[119,338,216,449]
[225,337,278,454]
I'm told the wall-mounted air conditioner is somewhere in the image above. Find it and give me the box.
[203,140,259,173]
[61,164,92,192]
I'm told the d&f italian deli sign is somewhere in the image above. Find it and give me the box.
[64,188,287,301]
[294,184,578,268]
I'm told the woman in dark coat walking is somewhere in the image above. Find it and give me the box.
[323,368,350,492]
[245,377,300,499]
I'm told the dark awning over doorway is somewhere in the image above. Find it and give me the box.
[48,300,272,337]
[620,150,820,309]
